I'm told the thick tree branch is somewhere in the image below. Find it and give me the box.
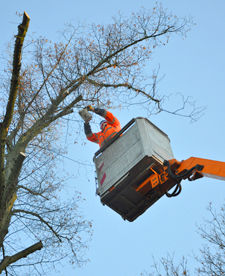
[61,26,174,94]
[49,94,82,122]
[14,94,82,153]
[4,12,30,130]
[4,152,26,198]
[85,77,160,105]
[0,152,26,247]
[13,209,62,242]
[0,241,43,273]
[0,124,6,206]
[0,13,29,249]
[0,11,29,201]
[86,26,174,78]
[17,185,49,200]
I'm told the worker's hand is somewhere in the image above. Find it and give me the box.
[86,105,94,112]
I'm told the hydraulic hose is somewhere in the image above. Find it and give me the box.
[165,181,182,197]
[163,160,203,181]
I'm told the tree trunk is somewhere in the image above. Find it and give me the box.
[0,12,30,248]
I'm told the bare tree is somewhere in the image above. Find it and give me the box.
[141,254,190,276]
[0,5,200,275]
[194,202,225,275]
[142,202,225,276]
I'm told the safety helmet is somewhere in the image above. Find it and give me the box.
[100,120,107,130]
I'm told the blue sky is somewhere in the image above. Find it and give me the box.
[1,0,225,275]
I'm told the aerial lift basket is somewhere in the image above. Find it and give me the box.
[93,117,174,221]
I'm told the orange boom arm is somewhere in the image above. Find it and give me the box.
[134,157,225,202]
[170,157,225,181]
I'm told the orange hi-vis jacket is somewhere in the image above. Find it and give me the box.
[85,110,121,148]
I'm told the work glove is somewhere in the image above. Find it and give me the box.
[93,107,106,117]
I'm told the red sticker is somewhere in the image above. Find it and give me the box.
[98,162,104,174]
[100,173,106,186]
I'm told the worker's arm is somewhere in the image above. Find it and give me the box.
[84,122,99,144]
[94,108,121,128]
[105,110,120,128]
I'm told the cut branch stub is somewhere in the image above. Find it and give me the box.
[0,240,43,274]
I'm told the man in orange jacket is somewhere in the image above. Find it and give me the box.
[84,107,121,148]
